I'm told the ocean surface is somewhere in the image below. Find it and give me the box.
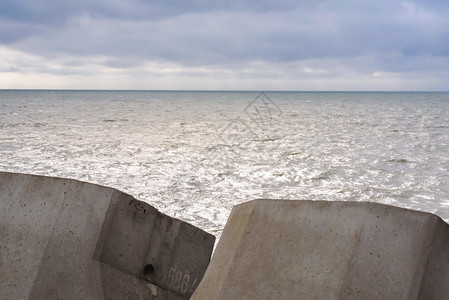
[1,90,448,240]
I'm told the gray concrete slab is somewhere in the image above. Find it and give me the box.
[192,199,449,300]
[0,171,215,299]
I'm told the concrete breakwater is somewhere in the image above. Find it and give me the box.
[192,199,449,299]
[0,172,215,299]
[2,171,449,299]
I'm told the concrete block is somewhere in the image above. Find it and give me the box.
[0,172,215,299]
[192,199,449,300]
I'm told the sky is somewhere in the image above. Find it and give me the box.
[1,0,449,91]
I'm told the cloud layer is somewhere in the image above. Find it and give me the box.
[1,0,449,90]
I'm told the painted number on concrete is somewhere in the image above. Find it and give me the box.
[167,267,198,294]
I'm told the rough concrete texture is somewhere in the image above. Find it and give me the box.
[192,199,449,300]
[0,171,215,299]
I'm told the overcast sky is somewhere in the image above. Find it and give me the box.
[1,0,449,90]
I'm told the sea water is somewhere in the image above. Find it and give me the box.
[1,90,448,239]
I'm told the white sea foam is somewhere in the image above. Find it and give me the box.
[1,90,448,241]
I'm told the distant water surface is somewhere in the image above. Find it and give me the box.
[1,90,448,239]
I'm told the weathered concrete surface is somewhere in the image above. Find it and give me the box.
[192,199,449,300]
[0,171,215,299]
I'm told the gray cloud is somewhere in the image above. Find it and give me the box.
[1,0,449,90]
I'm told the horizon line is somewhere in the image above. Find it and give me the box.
[1,89,449,93]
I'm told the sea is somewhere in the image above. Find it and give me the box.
[1,90,448,241]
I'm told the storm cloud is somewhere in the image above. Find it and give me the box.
[1,0,449,90]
